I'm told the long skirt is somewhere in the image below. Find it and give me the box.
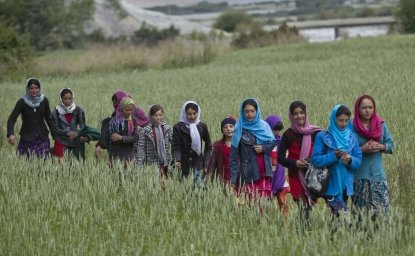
[17,135,50,159]
[353,179,389,216]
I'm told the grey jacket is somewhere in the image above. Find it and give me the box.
[51,106,86,147]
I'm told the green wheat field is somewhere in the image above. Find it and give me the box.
[1,35,415,255]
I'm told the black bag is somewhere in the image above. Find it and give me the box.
[98,117,111,149]
[305,164,330,196]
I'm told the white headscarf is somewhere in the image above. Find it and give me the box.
[56,88,76,115]
[179,101,201,155]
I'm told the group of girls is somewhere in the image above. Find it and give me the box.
[7,78,394,223]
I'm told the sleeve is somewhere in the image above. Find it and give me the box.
[207,143,218,174]
[277,132,297,169]
[229,145,239,185]
[382,123,394,154]
[347,134,362,170]
[7,100,23,137]
[77,107,86,130]
[165,125,173,163]
[310,132,338,168]
[44,98,53,136]
[260,140,277,153]
[136,128,146,167]
[171,124,182,162]
[122,121,139,144]
[202,123,213,168]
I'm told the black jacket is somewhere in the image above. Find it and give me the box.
[171,122,212,176]
[50,106,86,147]
[7,98,53,141]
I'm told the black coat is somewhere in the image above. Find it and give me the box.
[171,122,212,176]
[51,106,86,147]
[7,98,53,141]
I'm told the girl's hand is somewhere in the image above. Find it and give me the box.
[68,131,77,140]
[296,159,309,169]
[370,141,385,152]
[335,150,347,158]
[7,135,16,145]
[94,145,101,158]
[175,161,182,169]
[111,133,122,141]
[253,145,263,153]
[79,136,88,143]
[341,154,351,165]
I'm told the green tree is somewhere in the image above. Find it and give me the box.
[396,0,415,33]
[213,10,254,33]
[0,0,94,50]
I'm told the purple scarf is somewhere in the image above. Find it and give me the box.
[112,90,149,127]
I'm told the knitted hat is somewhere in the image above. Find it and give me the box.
[221,116,236,131]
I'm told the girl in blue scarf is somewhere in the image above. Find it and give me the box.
[230,98,276,201]
[311,105,362,216]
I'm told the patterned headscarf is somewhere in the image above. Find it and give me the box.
[21,78,45,109]
[112,90,149,127]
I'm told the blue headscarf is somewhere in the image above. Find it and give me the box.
[328,104,351,151]
[231,98,275,147]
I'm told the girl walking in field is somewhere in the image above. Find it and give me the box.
[172,101,212,189]
[136,104,173,190]
[352,95,394,219]
[95,90,148,157]
[207,116,236,184]
[51,88,89,160]
[7,78,53,158]
[265,114,290,219]
[229,98,276,202]
[277,101,321,223]
[311,105,362,219]
[108,97,139,167]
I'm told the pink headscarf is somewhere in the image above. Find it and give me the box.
[112,90,149,127]
[353,95,383,142]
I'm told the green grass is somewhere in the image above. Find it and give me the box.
[1,34,415,255]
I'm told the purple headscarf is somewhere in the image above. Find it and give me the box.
[112,90,149,127]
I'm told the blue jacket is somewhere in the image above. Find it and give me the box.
[230,138,276,185]
[352,122,394,182]
[311,131,362,199]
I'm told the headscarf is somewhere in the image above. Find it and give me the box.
[288,104,321,160]
[328,104,351,151]
[265,114,283,146]
[21,78,45,110]
[112,90,149,127]
[179,101,202,155]
[149,104,168,166]
[353,95,383,142]
[56,88,76,115]
[110,97,135,135]
[220,116,236,131]
[232,98,274,147]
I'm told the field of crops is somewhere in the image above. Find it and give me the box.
[1,35,415,255]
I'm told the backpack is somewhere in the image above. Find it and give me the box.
[98,117,111,149]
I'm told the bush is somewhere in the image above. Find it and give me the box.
[0,21,33,79]
[395,0,415,33]
[131,23,180,46]
[231,22,304,48]
[213,10,255,33]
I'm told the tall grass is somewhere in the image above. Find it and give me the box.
[1,34,415,255]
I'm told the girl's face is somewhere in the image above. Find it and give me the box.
[61,93,73,107]
[272,129,282,137]
[186,108,198,123]
[243,104,256,122]
[292,107,306,127]
[336,114,350,130]
[28,84,40,97]
[222,124,235,138]
[152,109,164,125]
[359,98,375,122]
[122,105,134,118]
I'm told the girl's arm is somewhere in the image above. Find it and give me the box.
[122,125,139,144]
[77,107,86,130]
[171,125,182,163]
[202,124,213,169]
[207,143,218,175]
[136,128,146,166]
[260,140,277,153]
[277,133,297,169]
[7,99,23,138]
[382,123,394,154]
[310,132,338,168]
[346,136,362,170]
[44,98,54,137]
[229,145,239,185]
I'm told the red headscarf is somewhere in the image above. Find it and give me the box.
[353,95,383,142]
